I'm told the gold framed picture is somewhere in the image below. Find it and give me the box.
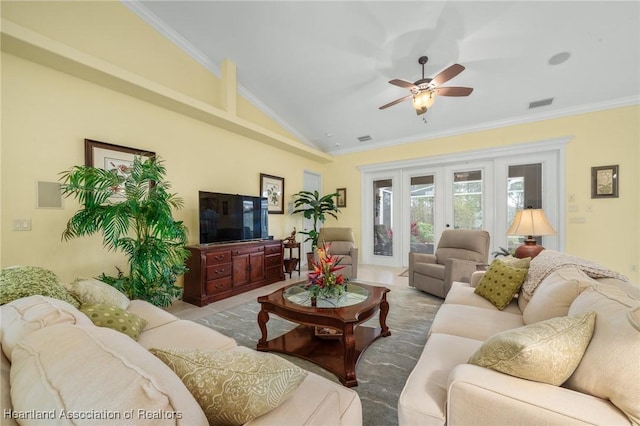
[591,165,618,198]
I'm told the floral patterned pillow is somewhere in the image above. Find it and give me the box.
[0,266,80,308]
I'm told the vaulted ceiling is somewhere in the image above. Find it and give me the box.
[129,1,640,155]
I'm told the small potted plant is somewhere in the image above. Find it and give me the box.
[292,190,340,267]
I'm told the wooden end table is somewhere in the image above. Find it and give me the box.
[256,282,390,387]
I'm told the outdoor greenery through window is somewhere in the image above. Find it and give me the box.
[453,170,483,230]
[410,175,434,254]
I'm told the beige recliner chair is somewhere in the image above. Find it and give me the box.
[409,229,490,298]
[317,227,358,279]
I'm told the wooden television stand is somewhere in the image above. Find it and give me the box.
[183,239,284,307]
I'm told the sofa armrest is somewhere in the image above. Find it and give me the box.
[349,247,358,278]
[447,364,630,426]
[443,259,478,295]
[470,271,485,288]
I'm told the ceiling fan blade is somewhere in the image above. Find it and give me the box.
[379,94,412,110]
[432,64,465,86]
[434,86,474,97]
[388,79,417,89]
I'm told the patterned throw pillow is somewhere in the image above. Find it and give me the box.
[66,278,130,310]
[500,255,532,269]
[150,346,308,426]
[80,304,147,340]
[0,266,80,308]
[475,259,528,310]
[468,311,596,385]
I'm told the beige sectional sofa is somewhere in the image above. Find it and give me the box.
[1,292,362,425]
[399,252,639,426]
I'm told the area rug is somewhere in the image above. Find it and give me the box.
[398,268,409,277]
[196,282,443,426]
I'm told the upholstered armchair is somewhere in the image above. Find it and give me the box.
[317,227,358,279]
[408,229,490,298]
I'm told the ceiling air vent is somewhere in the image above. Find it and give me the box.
[358,135,372,142]
[529,98,554,109]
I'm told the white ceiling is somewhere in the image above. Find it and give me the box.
[129,1,640,155]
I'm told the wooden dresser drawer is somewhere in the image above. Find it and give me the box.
[206,263,232,280]
[264,244,282,255]
[266,265,283,279]
[265,254,282,267]
[206,251,231,264]
[206,277,232,295]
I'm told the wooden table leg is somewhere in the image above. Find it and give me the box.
[257,308,270,350]
[379,294,391,337]
[342,323,358,387]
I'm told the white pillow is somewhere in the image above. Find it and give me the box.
[65,277,130,310]
[523,266,595,324]
[10,324,207,425]
[1,295,93,361]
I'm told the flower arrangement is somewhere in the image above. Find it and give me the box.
[306,243,346,300]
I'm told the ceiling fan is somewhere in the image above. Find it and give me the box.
[379,56,473,115]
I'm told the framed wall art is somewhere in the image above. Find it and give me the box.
[591,165,618,198]
[84,139,155,197]
[260,173,284,214]
[336,188,347,208]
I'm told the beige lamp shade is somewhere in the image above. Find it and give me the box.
[507,208,556,259]
[507,208,557,237]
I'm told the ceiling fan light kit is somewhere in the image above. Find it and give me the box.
[380,55,473,116]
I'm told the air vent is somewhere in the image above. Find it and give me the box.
[529,98,554,109]
[358,135,372,142]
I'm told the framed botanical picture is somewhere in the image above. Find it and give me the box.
[84,139,155,197]
[260,173,284,214]
[336,188,347,208]
[591,165,619,198]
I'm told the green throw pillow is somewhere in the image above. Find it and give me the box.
[0,266,80,308]
[80,303,147,340]
[500,255,532,269]
[150,346,308,426]
[468,311,596,386]
[475,259,528,310]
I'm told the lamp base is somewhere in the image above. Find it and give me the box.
[514,240,545,259]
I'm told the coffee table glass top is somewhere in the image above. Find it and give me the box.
[284,282,369,308]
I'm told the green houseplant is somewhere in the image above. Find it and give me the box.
[60,155,189,307]
[292,190,340,249]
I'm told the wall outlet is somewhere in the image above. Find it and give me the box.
[568,194,576,203]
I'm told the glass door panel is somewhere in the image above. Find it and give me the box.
[452,170,483,229]
[507,163,542,251]
[409,175,435,254]
[373,179,393,256]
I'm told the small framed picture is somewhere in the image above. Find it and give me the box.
[260,173,284,214]
[336,188,347,208]
[591,165,619,198]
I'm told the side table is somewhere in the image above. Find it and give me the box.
[283,242,301,278]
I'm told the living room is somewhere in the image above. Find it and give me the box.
[1,2,639,426]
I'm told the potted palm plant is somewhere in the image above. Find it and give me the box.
[59,155,189,307]
[292,190,340,267]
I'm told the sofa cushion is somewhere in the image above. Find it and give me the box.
[150,346,308,426]
[80,303,147,340]
[415,262,445,280]
[468,311,596,386]
[0,266,80,308]
[565,283,640,425]
[65,277,130,310]
[327,241,354,256]
[1,295,93,361]
[137,319,237,352]
[126,299,178,331]
[523,266,596,324]
[445,282,522,315]
[474,260,528,310]
[430,304,525,341]
[10,324,207,425]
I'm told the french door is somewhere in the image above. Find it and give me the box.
[361,139,566,267]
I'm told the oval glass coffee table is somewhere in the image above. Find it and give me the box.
[256,282,390,387]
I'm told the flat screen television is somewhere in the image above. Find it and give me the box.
[199,191,269,244]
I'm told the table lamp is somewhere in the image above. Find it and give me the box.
[507,206,557,259]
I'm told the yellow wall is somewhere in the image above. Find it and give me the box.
[2,1,638,284]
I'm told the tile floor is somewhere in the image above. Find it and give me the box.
[166,264,409,321]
